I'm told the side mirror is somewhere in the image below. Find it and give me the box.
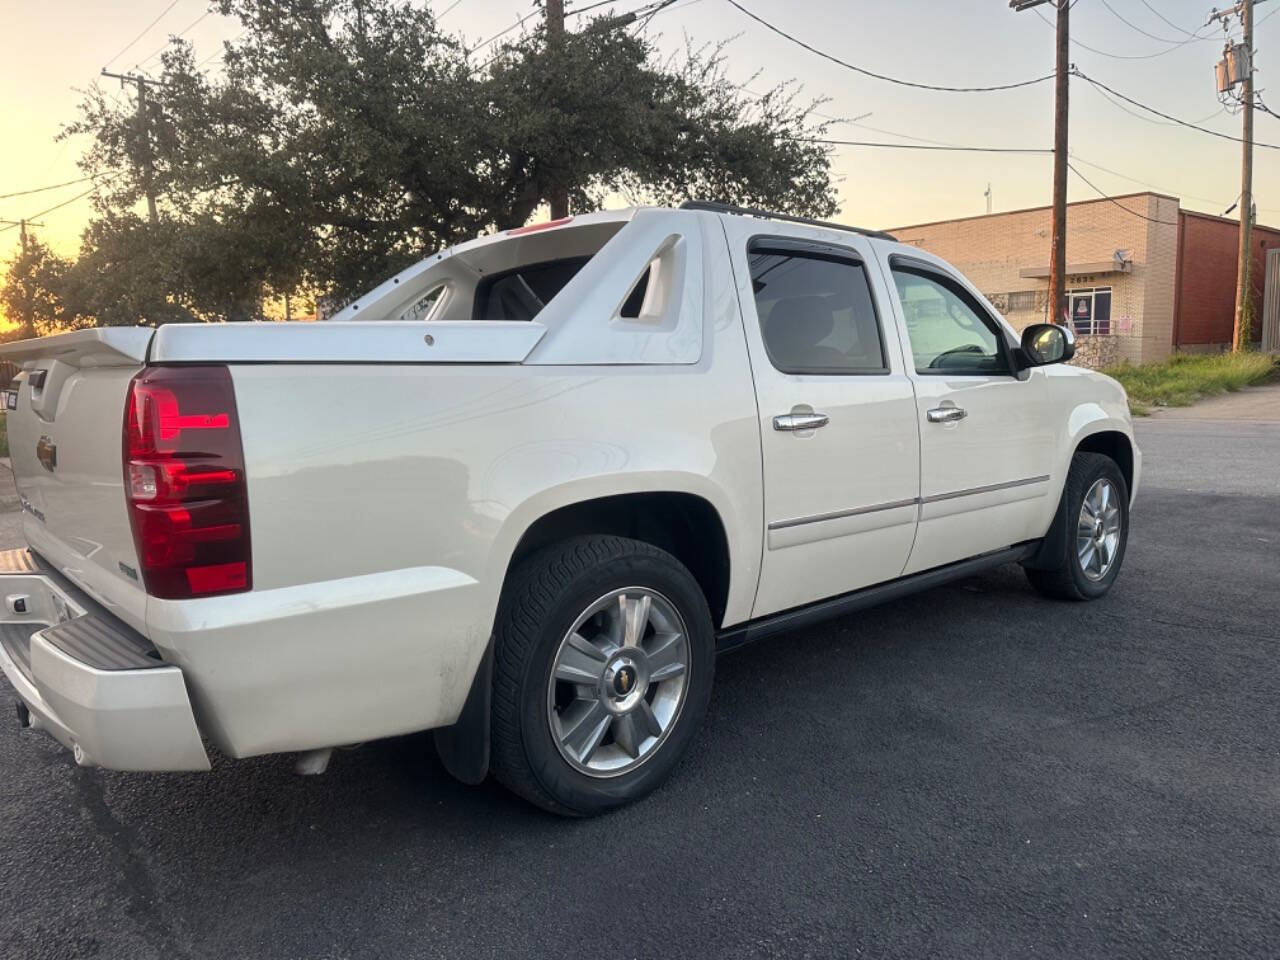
[1019,323,1076,367]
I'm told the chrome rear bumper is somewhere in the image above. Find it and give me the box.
[0,549,209,771]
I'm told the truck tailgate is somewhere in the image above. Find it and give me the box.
[1,328,155,632]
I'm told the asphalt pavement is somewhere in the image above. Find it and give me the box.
[1,418,1278,959]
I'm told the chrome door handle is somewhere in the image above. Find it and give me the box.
[927,405,967,423]
[773,412,829,431]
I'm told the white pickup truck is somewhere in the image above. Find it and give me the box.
[0,203,1138,815]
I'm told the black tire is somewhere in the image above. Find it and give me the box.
[1025,451,1130,601]
[490,536,715,816]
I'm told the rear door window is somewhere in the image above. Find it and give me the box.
[748,242,888,374]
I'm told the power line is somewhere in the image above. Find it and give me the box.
[467,9,542,53]
[1097,0,1201,44]
[654,0,708,13]
[468,0,642,53]
[467,0,624,56]
[1070,152,1280,214]
[1135,0,1207,37]
[135,9,213,68]
[630,0,680,31]
[25,187,99,221]
[1033,6,1203,58]
[435,0,469,20]
[723,0,1055,93]
[804,139,1050,154]
[0,188,101,236]
[1086,79,1229,128]
[102,0,185,69]
[196,30,247,71]
[572,0,633,15]
[1069,154,1226,208]
[0,175,98,201]
[470,0,671,68]
[1075,69,1280,148]
[737,83,869,126]
[1067,161,1178,223]
[840,120,955,147]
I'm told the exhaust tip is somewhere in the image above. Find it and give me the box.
[15,701,30,729]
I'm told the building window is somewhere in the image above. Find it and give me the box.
[1007,290,1038,312]
[1063,286,1113,336]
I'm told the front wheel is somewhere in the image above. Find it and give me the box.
[1025,451,1130,601]
[490,536,715,816]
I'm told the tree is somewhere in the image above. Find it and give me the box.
[65,0,837,314]
[0,237,80,340]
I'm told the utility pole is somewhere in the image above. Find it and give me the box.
[1210,0,1262,350]
[544,0,570,220]
[1049,0,1069,325]
[0,219,46,257]
[101,70,164,224]
[1011,0,1069,324]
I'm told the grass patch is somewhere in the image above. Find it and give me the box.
[1103,352,1278,415]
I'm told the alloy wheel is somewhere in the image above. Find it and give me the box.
[547,587,690,777]
[1077,477,1123,582]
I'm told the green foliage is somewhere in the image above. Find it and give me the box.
[1103,351,1278,413]
[0,237,86,340]
[46,0,837,318]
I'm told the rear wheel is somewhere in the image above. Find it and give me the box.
[490,536,714,816]
[1025,451,1129,601]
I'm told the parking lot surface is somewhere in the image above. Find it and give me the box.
[1,418,1277,959]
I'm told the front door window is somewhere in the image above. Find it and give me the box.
[890,266,1010,375]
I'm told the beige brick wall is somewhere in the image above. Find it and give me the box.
[889,193,1179,366]
[1137,195,1179,364]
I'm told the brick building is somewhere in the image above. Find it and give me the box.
[888,193,1278,368]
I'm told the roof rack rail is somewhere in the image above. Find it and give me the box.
[678,200,897,242]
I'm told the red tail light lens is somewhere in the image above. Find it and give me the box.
[123,366,251,599]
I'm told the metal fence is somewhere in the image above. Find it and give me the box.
[1264,248,1280,353]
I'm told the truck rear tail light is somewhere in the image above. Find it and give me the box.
[123,366,251,599]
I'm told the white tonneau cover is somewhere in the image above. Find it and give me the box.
[150,320,547,364]
[0,328,154,367]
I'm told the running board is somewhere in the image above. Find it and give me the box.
[716,542,1038,653]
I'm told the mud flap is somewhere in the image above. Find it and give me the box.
[1022,483,1069,571]
[433,640,493,785]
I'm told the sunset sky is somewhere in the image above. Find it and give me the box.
[2,0,1277,262]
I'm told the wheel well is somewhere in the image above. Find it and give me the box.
[507,493,731,626]
[1075,430,1134,493]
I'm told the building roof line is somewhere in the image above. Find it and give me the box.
[887,191,1180,234]
[1178,206,1280,234]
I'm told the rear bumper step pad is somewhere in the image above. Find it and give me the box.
[42,615,163,671]
[0,549,210,772]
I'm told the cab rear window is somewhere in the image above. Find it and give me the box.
[471,257,592,322]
